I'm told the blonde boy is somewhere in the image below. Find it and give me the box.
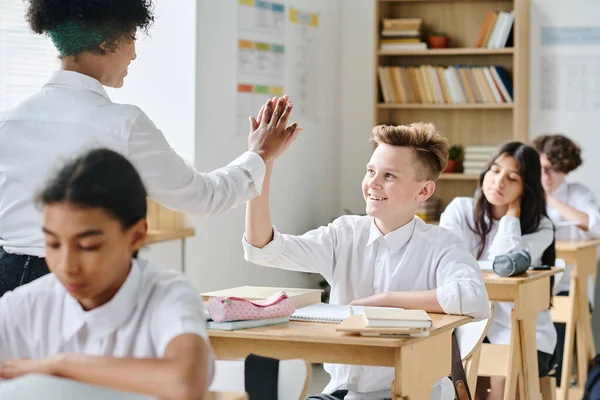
[243,122,489,399]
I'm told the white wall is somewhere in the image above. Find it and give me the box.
[529,0,600,199]
[107,0,197,162]
[339,1,376,215]
[188,0,342,293]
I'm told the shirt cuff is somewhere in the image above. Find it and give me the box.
[242,226,283,262]
[498,215,521,236]
[229,151,266,195]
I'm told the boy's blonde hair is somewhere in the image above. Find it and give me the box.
[371,122,449,181]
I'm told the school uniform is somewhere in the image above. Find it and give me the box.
[0,258,213,384]
[440,197,557,376]
[0,70,265,294]
[547,181,600,386]
[548,181,600,301]
[243,215,490,400]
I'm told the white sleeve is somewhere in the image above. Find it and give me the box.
[242,223,339,282]
[127,110,265,217]
[434,235,490,321]
[149,278,210,358]
[572,185,600,239]
[0,291,30,362]
[439,198,468,234]
[486,216,554,263]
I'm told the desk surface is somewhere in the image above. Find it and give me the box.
[209,313,471,347]
[145,228,195,245]
[556,239,600,252]
[481,268,561,285]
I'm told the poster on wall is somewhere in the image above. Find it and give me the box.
[286,7,320,121]
[236,0,286,136]
[539,27,600,112]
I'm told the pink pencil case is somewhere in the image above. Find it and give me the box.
[207,291,295,323]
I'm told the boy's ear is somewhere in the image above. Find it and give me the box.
[416,180,436,202]
[130,219,148,253]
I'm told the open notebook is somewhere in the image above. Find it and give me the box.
[291,303,367,323]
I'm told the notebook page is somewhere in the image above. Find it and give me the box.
[291,303,355,323]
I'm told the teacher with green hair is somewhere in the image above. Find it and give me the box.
[0,0,300,296]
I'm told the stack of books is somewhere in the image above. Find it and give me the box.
[377,65,513,105]
[337,307,433,337]
[416,197,440,222]
[463,145,497,175]
[474,10,515,48]
[380,18,426,52]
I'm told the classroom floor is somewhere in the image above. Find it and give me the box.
[308,364,330,396]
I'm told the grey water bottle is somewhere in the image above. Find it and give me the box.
[492,249,531,277]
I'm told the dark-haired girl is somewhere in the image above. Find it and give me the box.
[440,142,557,399]
[0,149,212,399]
[0,0,299,295]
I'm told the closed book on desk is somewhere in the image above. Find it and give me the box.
[208,316,289,331]
[202,286,322,309]
[363,308,432,328]
[337,315,430,337]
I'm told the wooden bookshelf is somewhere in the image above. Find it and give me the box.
[377,103,513,110]
[374,0,529,212]
[378,47,514,56]
[438,173,480,181]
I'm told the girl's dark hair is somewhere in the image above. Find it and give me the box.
[532,134,583,174]
[39,148,147,256]
[471,142,556,270]
[25,0,155,54]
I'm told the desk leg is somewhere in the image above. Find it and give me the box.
[557,277,578,400]
[576,269,592,393]
[393,331,451,400]
[519,315,542,400]
[505,309,522,400]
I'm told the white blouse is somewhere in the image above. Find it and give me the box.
[0,70,265,257]
[440,197,557,354]
[0,259,211,377]
[243,215,489,398]
[548,181,600,300]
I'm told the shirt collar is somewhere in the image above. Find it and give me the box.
[44,70,110,100]
[366,217,417,253]
[62,259,142,341]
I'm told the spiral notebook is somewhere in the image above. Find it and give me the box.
[291,303,365,324]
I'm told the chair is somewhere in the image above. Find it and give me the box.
[0,374,156,400]
[209,356,311,400]
[431,303,494,399]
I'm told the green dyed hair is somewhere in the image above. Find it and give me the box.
[48,21,117,57]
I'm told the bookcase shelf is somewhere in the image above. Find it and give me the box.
[378,47,514,56]
[438,173,480,181]
[377,103,513,110]
[375,0,529,213]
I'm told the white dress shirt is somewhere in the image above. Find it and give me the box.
[0,70,265,257]
[243,215,489,398]
[440,197,557,354]
[548,181,600,301]
[0,258,213,383]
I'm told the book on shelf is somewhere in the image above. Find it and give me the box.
[382,18,422,31]
[377,65,513,105]
[380,18,425,50]
[474,10,515,48]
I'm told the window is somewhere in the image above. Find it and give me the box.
[0,0,59,110]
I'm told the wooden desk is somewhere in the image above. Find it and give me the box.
[554,240,600,400]
[145,228,195,245]
[207,392,247,400]
[480,268,561,400]
[209,313,471,400]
